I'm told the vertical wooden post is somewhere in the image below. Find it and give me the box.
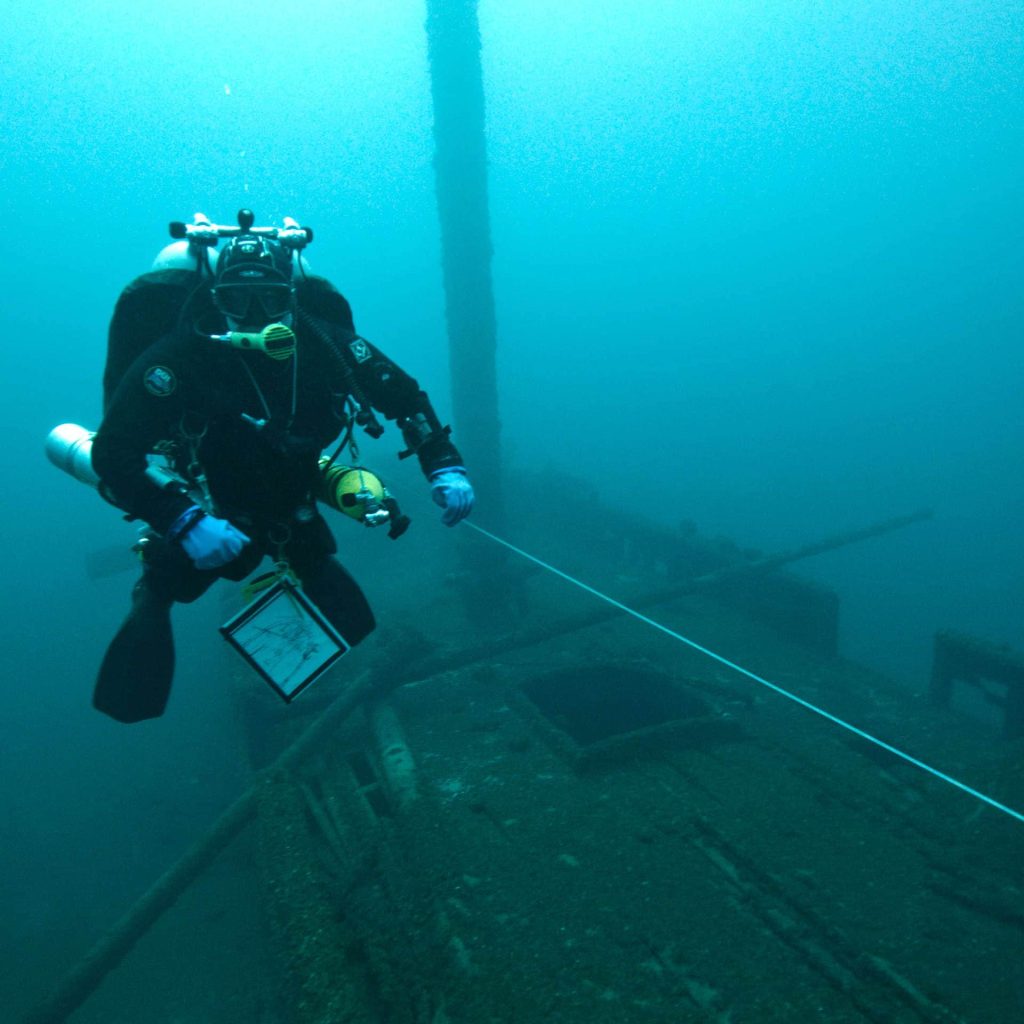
[425,0,503,521]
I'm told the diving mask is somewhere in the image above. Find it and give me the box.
[212,281,294,323]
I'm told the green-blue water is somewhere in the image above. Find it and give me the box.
[2,2,1021,1020]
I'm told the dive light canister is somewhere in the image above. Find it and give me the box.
[46,423,100,487]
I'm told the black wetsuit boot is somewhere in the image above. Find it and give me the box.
[93,575,175,723]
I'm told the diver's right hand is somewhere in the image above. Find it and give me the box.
[169,506,251,570]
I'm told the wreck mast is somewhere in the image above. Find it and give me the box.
[425,0,503,518]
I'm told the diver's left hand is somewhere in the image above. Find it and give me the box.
[430,467,475,526]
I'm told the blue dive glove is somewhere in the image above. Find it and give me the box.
[430,467,475,526]
[168,506,251,570]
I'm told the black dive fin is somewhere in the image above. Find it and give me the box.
[94,580,175,723]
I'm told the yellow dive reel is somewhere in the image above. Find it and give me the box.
[318,458,410,539]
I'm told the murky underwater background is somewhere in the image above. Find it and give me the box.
[2,1,1021,1020]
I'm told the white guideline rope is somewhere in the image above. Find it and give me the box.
[465,522,1024,826]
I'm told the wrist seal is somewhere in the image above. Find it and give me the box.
[397,412,451,461]
[166,505,206,544]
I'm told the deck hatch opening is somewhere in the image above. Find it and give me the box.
[522,665,710,746]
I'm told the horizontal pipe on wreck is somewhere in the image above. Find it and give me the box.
[20,673,380,1024]
[436,508,936,676]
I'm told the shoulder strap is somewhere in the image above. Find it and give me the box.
[104,269,199,412]
[296,305,384,441]
[294,275,356,331]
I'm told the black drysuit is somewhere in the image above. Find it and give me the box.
[91,272,462,719]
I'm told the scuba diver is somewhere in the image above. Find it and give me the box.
[84,210,474,723]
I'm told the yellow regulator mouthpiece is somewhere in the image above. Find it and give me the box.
[225,323,296,360]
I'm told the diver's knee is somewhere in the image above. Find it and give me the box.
[346,609,376,646]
